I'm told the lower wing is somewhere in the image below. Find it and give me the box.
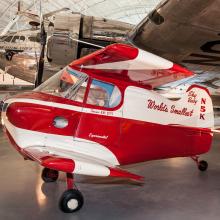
[22,146,144,182]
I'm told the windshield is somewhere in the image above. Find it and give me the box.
[35,66,88,99]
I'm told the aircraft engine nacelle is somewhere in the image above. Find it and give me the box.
[46,12,133,67]
[46,13,81,67]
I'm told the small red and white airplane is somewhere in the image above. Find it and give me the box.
[1,43,215,213]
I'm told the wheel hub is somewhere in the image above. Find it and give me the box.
[67,199,78,210]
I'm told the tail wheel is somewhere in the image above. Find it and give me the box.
[198,160,208,172]
[41,168,59,182]
[59,189,84,213]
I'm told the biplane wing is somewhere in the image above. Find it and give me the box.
[71,43,194,89]
[22,146,144,182]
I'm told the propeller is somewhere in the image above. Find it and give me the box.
[18,1,21,12]
[34,0,46,87]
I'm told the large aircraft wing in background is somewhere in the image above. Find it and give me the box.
[129,0,220,73]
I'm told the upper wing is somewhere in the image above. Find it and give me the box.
[71,43,193,89]
[129,0,220,72]
[22,146,143,182]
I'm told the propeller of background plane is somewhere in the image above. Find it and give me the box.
[17,1,103,87]
[34,0,46,87]
[30,1,71,87]
[16,1,70,87]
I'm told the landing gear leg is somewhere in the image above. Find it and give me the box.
[59,173,84,213]
[191,156,208,172]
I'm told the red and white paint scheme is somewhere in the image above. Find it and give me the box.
[1,43,214,213]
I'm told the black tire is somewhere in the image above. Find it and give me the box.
[5,51,14,61]
[41,168,59,182]
[198,160,208,171]
[59,189,84,213]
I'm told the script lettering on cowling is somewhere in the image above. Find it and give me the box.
[147,99,194,117]
[188,91,198,105]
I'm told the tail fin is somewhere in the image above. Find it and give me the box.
[176,85,214,128]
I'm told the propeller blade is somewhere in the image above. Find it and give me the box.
[34,0,46,87]
[34,21,47,87]
[18,1,21,12]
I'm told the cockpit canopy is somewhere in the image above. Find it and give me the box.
[35,66,122,108]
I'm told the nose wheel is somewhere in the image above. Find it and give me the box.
[191,156,208,172]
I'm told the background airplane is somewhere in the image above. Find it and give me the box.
[129,0,220,73]
[0,5,133,84]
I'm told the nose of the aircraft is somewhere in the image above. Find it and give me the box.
[4,101,30,129]
[2,92,79,156]
[1,93,54,151]
[2,95,67,133]
[1,95,47,152]
[2,92,76,139]
[1,92,45,130]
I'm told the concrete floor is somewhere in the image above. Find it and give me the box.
[1,129,220,220]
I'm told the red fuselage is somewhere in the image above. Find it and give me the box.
[4,91,212,166]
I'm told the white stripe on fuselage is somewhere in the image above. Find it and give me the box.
[2,112,119,166]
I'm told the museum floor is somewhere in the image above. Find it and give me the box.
[1,129,220,220]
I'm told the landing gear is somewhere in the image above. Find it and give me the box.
[59,189,84,213]
[5,51,15,61]
[191,156,208,172]
[59,173,84,213]
[41,168,59,182]
[198,160,208,171]
[42,169,84,213]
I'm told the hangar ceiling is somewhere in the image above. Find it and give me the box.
[0,0,161,34]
